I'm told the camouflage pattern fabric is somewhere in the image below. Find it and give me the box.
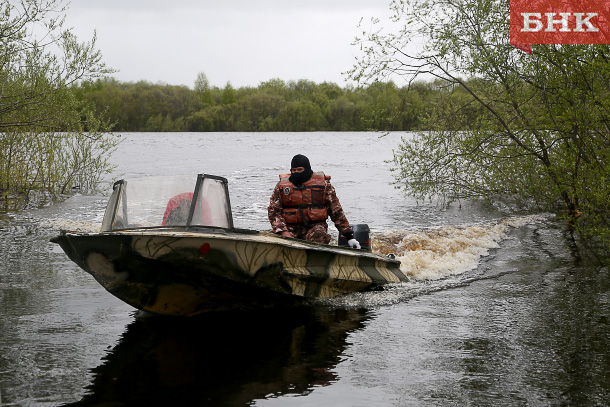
[268,178,352,243]
[285,222,331,244]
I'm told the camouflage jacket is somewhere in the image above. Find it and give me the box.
[268,176,352,235]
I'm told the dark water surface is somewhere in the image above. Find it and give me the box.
[0,132,608,406]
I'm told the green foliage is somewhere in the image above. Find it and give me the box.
[77,75,446,132]
[0,0,118,208]
[352,0,610,255]
[220,82,237,105]
[194,71,214,106]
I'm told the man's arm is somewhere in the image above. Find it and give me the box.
[326,182,352,237]
[268,183,290,234]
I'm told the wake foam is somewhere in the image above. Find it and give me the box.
[372,214,550,281]
[38,219,101,233]
[313,214,550,309]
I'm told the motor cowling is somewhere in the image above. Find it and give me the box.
[338,224,371,251]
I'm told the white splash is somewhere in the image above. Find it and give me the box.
[38,219,101,233]
[372,214,550,281]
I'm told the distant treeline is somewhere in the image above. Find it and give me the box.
[74,77,466,132]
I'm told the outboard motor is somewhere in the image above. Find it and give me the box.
[338,224,371,252]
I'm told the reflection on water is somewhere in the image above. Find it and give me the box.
[62,307,371,407]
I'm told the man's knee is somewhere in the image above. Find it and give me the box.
[305,224,331,244]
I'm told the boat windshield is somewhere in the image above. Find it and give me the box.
[101,174,234,231]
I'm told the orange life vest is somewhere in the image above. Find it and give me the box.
[278,171,330,225]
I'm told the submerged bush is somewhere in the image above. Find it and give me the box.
[0,0,118,209]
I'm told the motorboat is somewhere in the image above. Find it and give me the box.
[52,174,406,316]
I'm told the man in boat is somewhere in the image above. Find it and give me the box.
[268,154,361,249]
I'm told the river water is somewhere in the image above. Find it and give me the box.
[0,132,609,406]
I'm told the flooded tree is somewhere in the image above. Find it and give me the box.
[0,0,119,208]
[350,0,610,255]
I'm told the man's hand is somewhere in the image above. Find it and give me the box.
[280,231,293,238]
[347,239,361,249]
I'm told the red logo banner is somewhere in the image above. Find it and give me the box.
[510,0,610,53]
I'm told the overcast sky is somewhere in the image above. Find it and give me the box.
[66,1,394,89]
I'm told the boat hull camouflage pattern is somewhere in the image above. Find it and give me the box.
[52,227,406,316]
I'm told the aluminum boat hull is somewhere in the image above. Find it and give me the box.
[52,227,406,316]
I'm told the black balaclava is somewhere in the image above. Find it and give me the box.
[289,154,314,186]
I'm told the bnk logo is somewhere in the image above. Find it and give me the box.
[510,0,610,53]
